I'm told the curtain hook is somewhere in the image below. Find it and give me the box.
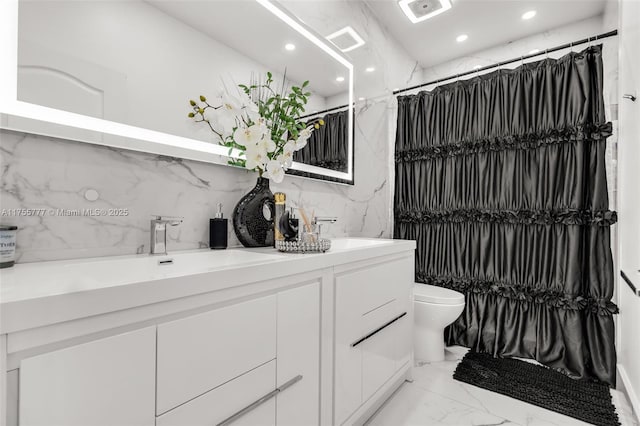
[545,48,549,59]
[570,41,573,52]
[521,55,524,67]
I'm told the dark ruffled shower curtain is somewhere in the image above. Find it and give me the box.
[394,45,618,385]
[295,109,348,172]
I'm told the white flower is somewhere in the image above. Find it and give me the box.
[254,116,269,132]
[233,124,267,147]
[256,135,277,153]
[277,154,290,170]
[244,144,268,171]
[299,126,313,140]
[277,140,296,169]
[294,136,308,151]
[215,93,243,133]
[294,126,314,151]
[201,109,229,142]
[266,160,285,183]
[238,92,261,122]
[284,140,296,151]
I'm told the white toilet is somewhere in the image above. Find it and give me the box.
[413,283,465,363]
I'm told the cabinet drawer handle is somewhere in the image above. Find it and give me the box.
[216,374,303,426]
[351,312,407,348]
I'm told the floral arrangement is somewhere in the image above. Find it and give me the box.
[188,72,323,183]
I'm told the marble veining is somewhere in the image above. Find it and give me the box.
[0,117,384,262]
[0,0,423,263]
[0,89,399,263]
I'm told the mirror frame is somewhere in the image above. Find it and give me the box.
[0,0,354,184]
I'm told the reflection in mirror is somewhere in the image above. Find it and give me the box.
[13,0,352,183]
[295,107,350,173]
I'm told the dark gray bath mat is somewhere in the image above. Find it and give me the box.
[453,351,620,426]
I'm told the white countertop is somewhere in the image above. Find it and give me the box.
[0,238,415,334]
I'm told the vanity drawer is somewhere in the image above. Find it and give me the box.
[361,313,411,402]
[156,360,276,426]
[336,261,402,318]
[334,255,413,425]
[359,298,402,341]
[336,256,413,344]
[156,295,277,414]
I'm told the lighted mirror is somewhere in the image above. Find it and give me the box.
[0,0,354,184]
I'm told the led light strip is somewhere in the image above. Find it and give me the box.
[1,0,354,181]
[255,0,354,180]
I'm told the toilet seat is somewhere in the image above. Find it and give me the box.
[414,283,465,305]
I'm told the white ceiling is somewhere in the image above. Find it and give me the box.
[365,0,608,68]
[146,0,349,99]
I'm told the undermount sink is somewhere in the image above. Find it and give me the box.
[1,240,403,306]
[0,249,284,303]
[154,249,283,270]
[0,238,417,336]
[61,249,284,279]
[329,238,393,251]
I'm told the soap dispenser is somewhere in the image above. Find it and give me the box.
[209,203,228,249]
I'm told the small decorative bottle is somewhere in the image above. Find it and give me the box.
[0,225,17,268]
[284,208,299,241]
[209,203,228,250]
[274,192,286,246]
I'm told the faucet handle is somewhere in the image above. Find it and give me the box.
[151,215,183,225]
[315,216,338,224]
[313,217,337,238]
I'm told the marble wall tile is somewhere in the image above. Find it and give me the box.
[0,114,397,262]
[0,1,420,263]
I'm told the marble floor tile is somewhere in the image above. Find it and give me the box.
[365,382,517,426]
[366,347,639,426]
[612,389,639,426]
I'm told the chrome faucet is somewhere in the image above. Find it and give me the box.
[313,217,338,237]
[150,215,183,255]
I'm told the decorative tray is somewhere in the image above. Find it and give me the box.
[275,238,331,253]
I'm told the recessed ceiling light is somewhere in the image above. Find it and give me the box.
[398,0,452,24]
[473,65,482,70]
[358,97,365,101]
[336,76,345,82]
[456,34,468,43]
[529,49,540,54]
[365,66,375,72]
[284,43,296,51]
[522,10,537,20]
[326,26,365,52]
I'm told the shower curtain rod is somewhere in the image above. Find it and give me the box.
[393,29,618,96]
[299,103,352,120]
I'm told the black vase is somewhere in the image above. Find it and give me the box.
[232,177,275,247]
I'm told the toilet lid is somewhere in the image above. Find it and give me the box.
[414,283,465,305]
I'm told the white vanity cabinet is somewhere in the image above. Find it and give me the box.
[0,239,416,426]
[333,254,414,425]
[10,282,321,426]
[155,283,320,426]
[276,282,321,426]
[19,327,156,426]
[156,359,278,426]
[156,295,278,415]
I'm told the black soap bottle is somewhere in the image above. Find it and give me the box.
[210,203,228,249]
